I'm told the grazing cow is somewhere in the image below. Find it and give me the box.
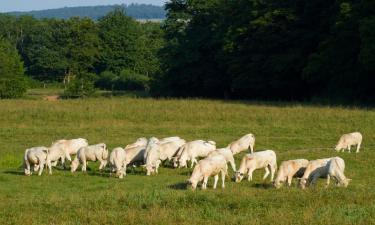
[335,132,362,153]
[326,157,351,188]
[24,147,49,176]
[273,159,309,189]
[187,154,228,190]
[145,138,186,176]
[109,147,127,179]
[177,140,216,168]
[144,136,183,161]
[235,150,277,183]
[227,133,255,154]
[46,138,89,172]
[71,143,108,172]
[207,148,236,172]
[298,158,332,189]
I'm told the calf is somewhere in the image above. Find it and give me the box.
[235,150,277,182]
[71,143,108,172]
[187,154,228,190]
[24,147,49,176]
[273,159,309,189]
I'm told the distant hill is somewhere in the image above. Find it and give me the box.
[6,4,165,20]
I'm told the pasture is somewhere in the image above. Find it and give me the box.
[0,95,374,224]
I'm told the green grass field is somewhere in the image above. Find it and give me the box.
[0,95,375,224]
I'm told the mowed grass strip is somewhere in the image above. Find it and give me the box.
[0,97,374,225]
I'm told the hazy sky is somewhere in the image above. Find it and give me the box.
[0,0,166,12]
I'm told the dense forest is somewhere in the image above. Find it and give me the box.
[0,1,375,103]
[7,4,166,20]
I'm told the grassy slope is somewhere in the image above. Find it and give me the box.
[0,97,374,224]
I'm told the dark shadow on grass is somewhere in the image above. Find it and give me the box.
[168,182,188,190]
[251,183,274,189]
[3,170,24,176]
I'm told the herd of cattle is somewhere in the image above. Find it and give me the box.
[23,131,363,190]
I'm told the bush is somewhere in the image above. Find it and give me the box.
[95,71,117,90]
[114,69,150,91]
[63,78,96,98]
[0,38,27,99]
[0,78,27,99]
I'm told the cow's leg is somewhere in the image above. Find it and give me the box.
[263,167,270,180]
[287,175,293,186]
[356,142,361,153]
[82,159,87,172]
[221,170,226,188]
[249,145,254,154]
[326,175,331,188]
[47,160,52,175]
[348,145,351,153]
[213,175,219,189]
[25,159,31,176]
[247,169,254,181]
[123,163,127,176]
[202,176,208,190]
[270,165,275,182]
[38,160,45,176]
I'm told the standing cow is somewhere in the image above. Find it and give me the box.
[235,150,277,183]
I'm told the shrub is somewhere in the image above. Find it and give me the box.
[114,69,150,91]
[95,71,117,90]
[63,78,96,98]
[0,38,27,99]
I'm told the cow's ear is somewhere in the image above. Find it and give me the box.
[246,156,253,160]
[347,178,352,182]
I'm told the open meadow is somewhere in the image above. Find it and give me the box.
[0,95,375,225]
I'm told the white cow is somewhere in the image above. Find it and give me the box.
[207,148,236,172]
[326,157,351,188]
[235,150,277,182]
[71,143,108,172]
[177,140,216,168]
[145,138,186,175]
[46,138,89,173]
[24,146,49,176]
[227,133,255,154]
[273,159,309,189]
[144,136,183,161]
[298,158,332,189]
[109,147,127,179]
[335,132,362,153]
[187,154,228,190]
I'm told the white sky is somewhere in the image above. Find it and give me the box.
[0,0,166,12]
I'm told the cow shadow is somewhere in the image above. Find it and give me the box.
[168,182,188,190]
[3,170,24,176]
[251,183,274,189]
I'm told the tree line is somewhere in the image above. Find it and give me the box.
[1,1,375,103]
[0,8,163,97]
[157,0,375,103]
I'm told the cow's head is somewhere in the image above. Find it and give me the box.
[235,171,245,182]
[70,160,79,172]
[273,179,283,189]
[298,178,308,189]
[145,164,156,176]
[340,178,352,187]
